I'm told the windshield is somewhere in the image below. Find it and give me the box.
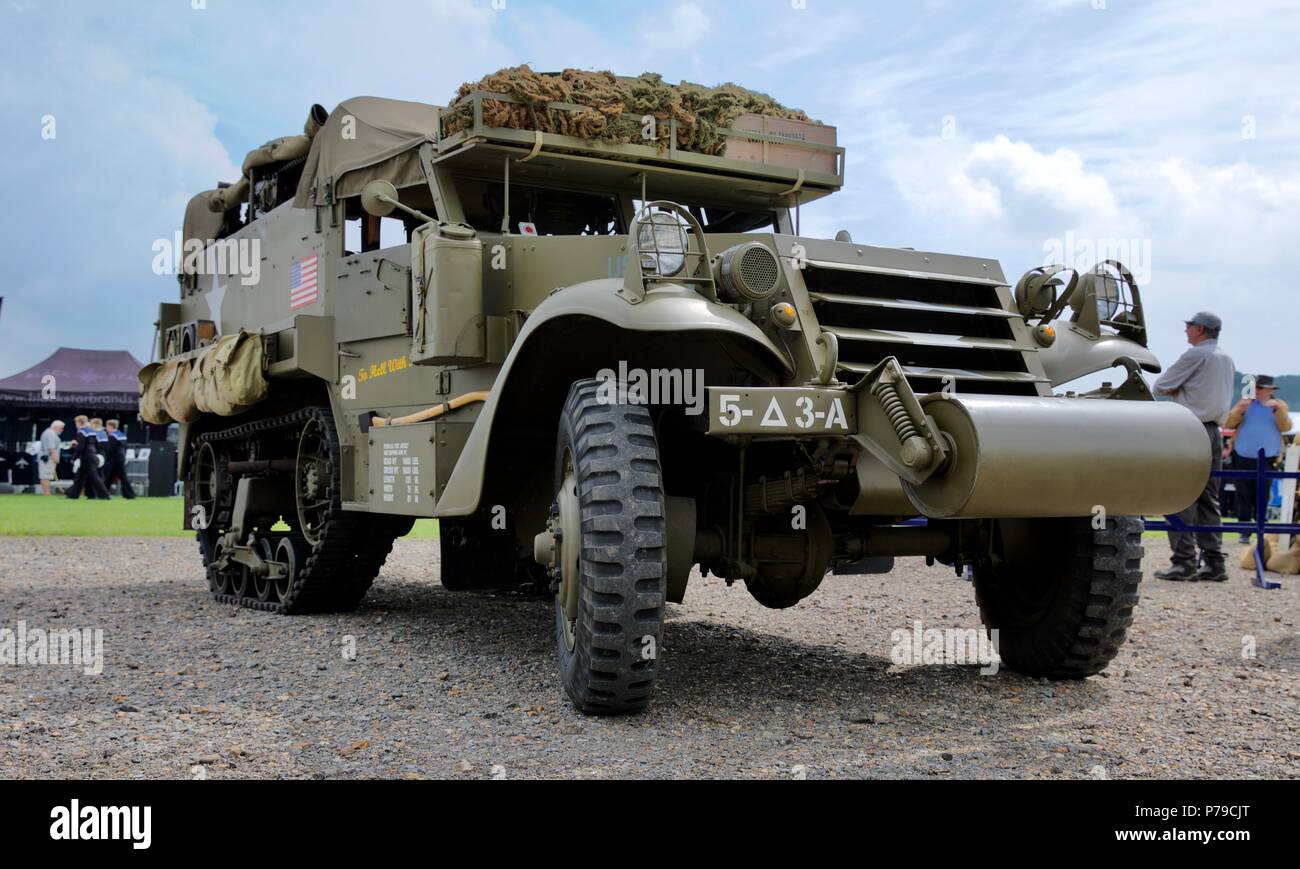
[454,177,623,236]
[688,205,777,233]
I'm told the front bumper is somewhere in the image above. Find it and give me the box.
[703,365,1211,520]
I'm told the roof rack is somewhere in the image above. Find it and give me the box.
[435,90,845,193]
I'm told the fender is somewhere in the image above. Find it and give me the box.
[1037,321,1162,388]
[434,278,793,517]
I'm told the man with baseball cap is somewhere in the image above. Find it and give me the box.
[1152,311,1236,581]
[1226,374,1291,543]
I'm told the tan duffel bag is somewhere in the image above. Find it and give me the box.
[160,358,201,423]
[138,362,174,425]
[194,331,268,417]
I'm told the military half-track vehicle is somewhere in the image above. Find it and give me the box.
[145,81,1210,714]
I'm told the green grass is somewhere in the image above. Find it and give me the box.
[0,494,439,539]
[0,495,1204,542]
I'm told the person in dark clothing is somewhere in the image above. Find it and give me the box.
[102,419,136,499]
[88,419,112,498]
[65,414,111,500]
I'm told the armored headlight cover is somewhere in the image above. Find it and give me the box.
[635,211,688,278]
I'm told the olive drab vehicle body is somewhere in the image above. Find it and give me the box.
[146,80,1211,714]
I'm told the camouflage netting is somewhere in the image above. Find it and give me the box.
[443,66,819,156]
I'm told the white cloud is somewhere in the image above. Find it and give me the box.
[881,133,1127,236]
[1151,158,1300,217]
[965,136,1120,221]
[639,2,711,55]
[0,40,238,373]
[670,3,711,47]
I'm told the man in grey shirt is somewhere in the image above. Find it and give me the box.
[38,419,65,496]
[1153,312,1236,581]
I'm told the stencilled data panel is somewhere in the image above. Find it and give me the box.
[367,421,438,517]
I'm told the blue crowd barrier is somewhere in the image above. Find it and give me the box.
[1144,450,1299,590]
[896,451,1297,589]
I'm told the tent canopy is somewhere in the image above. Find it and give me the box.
[0,347,144,410]
[293,96,442,208]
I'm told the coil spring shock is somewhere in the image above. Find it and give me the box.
[872,378,932,468]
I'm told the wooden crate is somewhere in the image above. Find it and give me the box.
[724,114,838,176]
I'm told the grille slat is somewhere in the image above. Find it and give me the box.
[838,362,1046,384]
[822,325,1021,352]
[803,262,1041,396]
[808,291,1018,319]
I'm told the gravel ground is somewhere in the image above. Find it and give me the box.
[1,534,1296,779]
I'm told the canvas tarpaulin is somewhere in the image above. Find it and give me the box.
[183,189,228,251]
[293,96,442,208]
[241,134,311,177]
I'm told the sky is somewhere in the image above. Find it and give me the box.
[1,0,1297,385]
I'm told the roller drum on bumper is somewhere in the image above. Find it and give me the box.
[903,395,1211,519]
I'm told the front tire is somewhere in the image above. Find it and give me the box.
[974,515,1143,679]
[550,379,667,715]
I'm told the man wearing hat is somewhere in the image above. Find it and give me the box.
[1226,375,1291,542]
[1152,312,1236,581]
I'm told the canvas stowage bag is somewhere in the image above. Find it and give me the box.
[193,331,268,416]
[159,358,201,423]
[138,363,174,425]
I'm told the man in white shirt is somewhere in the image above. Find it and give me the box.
[1153,312,1236,582]
[38,420,65,496]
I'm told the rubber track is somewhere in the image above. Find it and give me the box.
[195,406,408,615]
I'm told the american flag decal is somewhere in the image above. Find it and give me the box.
[289,254,319,310]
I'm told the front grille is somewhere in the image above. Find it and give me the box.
[804,263,1045,396]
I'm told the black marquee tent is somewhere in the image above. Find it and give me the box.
[0,348,180,493]
[0,347,143,410]
[0,347,149,456]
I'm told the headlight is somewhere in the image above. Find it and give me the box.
[1089,260,1138,324]
[1095,273,1121,320]
[636,211,688,277]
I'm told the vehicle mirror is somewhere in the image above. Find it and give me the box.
[361,180,400,217]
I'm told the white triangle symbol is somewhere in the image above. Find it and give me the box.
[761,397,788,427]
